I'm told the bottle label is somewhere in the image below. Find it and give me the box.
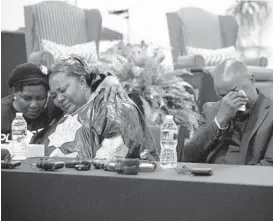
[161,130,178,140]
[12,141,27,160]
[12,128,27,136]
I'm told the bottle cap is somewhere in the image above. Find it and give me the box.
[165,115,173,120]
[16,112,23,117]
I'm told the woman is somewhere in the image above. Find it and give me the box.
[1,62,126,142]
[33,55,159,161]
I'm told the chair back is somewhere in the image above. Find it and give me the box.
[166,7,238,60]
[24,1,102,63]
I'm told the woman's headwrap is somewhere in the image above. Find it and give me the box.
[50,55,106,91]
[50,55,90,77]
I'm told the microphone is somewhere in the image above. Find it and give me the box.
[65,159,92,171]
[1,148,21,169]
[1,148,11,160]
[36,158,64,171]
[65,160,82,168]
[1,160,21,169]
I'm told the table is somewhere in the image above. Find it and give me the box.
[2,159,273,221]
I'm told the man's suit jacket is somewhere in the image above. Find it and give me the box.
[182,93,273,166]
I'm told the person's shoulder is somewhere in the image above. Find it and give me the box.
[202,100,220,122]
[1,94,14,114]
[203,100,220,113]
[1,95,15,135]
[1,94,14,107]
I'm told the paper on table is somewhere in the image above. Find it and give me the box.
[27,144,45,158]
[1,143,45,159]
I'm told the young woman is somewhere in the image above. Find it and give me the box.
[33,55,159,161]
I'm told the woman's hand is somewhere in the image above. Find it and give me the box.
[95,75,128,102]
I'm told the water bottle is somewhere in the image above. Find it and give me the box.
[160,115,178,169]
[11,112,27,160]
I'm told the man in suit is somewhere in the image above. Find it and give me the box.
[182,59,273,166]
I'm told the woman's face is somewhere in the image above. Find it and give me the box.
[14,85,48,119]
[49,72,87,114]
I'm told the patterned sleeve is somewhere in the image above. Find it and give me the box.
[90,93,159,161]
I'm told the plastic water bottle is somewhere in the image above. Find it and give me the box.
[11,112,27,160]
[160,115,178,169]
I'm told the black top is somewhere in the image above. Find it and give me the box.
[212,92,263,164]
[1,94,62,138]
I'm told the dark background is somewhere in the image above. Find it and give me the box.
[1,31,27,97]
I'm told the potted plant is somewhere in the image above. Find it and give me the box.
[227,0,272,56]
[90,41,201,143]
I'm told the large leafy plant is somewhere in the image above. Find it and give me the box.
[90,41,201,142]
[227,0,272,47]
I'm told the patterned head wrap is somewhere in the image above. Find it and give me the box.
[50,54,89,77]
[50,55,106,91]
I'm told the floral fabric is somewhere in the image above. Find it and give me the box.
[87,41,202,143]
[32,92,159,161]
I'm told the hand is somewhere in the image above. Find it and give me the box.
[216,90,248,127]
[95,76,128,102]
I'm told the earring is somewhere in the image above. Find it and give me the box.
[85,88,90,101]
[14,96,17,100]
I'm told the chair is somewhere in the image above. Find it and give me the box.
[24,1,102,66]
[166,7,273,99]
